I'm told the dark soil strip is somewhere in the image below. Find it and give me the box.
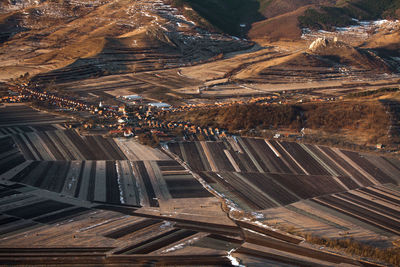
[49,131,75,160]
[319,147,373,186]
[104,219,162,239]
[94,204,140,214]
[22,133,42,160]
[47,161,71,193]
[136,161,158,207]
[117,229,197,255]
[0,221,38,237]
[106,161,120,204]
[34,207,90,224]
[337,176,360,190]
[87,161,97,202]
[0,154,25,175]
[86,136,107,160]
[341,150,395,184]
[37,131,64,160]
[0,216,20,226]
[339,192,400,220]
[64,130,92,159]
[10,161,39,182]
[4,200,72,219]
[358,187,400,206]
[74,161,85,198]
[165,178,212,198]
[313,197,400,234]
[12,135,35,160]
[33,161,55,188]
[0,189,20,198]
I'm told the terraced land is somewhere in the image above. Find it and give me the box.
[0,103,398,265]
[0,104,66,128]
[167,138,400,246]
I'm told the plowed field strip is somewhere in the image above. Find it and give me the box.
[313,196,400,234]
[136,161,158,207]
[104,219,162,239]
[341,150,394,184]
[106,161,120,204]
[119,229,197,255]
[4,200,72,219]
[358,187,400,206]
[339,192,400,220]
[34,207,90,224]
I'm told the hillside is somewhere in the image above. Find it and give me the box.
[165,89,400,148]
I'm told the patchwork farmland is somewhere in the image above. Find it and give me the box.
[167,138,400,247]
[0,103,398,265]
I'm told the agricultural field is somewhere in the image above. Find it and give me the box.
[0,179,384,266]
[0,106,393,265]
[167,138,400,248]
[0,103,66,128]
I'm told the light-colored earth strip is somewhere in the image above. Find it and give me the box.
[333,194,400,224]
[275,141,309,175]
[237,137,264,172]
[0,160,32,180]
[26,132,54,160]
[224,149,241,172]
[332,148,380,185]
[34,132,57,160]
[265,140,281,157]
[194,142,210,171]
[315,146,363,187]
[300,144,338,176]
[61,161,82,196]
[369,186,400,201]
[299,144,349,191]
[246,140,277,172]
[55,130,85,160]
[304,199,391,236]
[78,161,92,201]
[200,141,218,172]
[94,161,107,202]
[115,138,170,160]
[363,155,400,184]
[266,140,298,174]
[226,136,243,153]
[52,124,66,130]
[149,161,172,202]
[349,190,400,212]
[19,133,40,160]
[119,160,139,206]
[143,161,166,204]
[46,131,72,160]
[315,197,400,236]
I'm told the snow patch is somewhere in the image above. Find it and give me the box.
[161,236,201,253]
[115,161,125,204]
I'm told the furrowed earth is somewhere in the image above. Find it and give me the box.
[0,0,400,266]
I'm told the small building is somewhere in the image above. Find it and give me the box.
[122,95,142,101]
[148,102,171,110]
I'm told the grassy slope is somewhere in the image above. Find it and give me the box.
[166,91,400,147]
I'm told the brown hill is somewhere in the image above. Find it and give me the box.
[259,0,334,18]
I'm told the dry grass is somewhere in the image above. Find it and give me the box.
[166,98,394,145]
